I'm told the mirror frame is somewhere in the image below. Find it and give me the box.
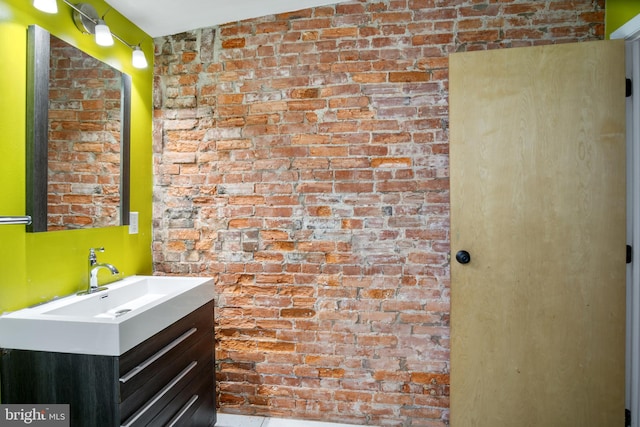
[26,25,131,232]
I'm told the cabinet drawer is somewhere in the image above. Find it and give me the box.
[183,377,216,427]
[120,301,213,375]
[120,332,213,422]
[120,359,198,427]
[147,360,215,427]
[119,324,205,401]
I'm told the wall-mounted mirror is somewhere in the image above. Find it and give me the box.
[26,25,130,232]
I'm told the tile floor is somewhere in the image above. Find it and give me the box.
[215,413,373,427]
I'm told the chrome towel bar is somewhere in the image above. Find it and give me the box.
[0,216,32,225]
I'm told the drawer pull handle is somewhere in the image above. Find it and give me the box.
[121,361,198,427]
[120,328,198,383]
[167,395,199,427]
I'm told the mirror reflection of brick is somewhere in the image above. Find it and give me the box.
[48,35,122,230]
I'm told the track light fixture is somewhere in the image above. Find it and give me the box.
[132,46,148,69]
[94,19,114,46]
[33,0,147,68]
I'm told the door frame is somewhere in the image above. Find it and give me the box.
[612,16,640,427]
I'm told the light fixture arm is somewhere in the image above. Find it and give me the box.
[101,6,112,19]
[110,30,135,50]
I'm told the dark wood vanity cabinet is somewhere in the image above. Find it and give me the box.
[0,301,216,427]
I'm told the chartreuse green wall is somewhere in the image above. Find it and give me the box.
[606,0,640,38]
[0,0,153,313]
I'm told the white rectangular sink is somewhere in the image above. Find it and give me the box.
[0,276,215,356]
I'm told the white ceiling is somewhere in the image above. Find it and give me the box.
[105,0,343,38]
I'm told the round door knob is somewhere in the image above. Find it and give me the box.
[456,250,471,264]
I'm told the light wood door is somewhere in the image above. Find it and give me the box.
[449,40,626,426]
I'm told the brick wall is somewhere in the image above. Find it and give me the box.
[48,35,121,230]
[152,1,604,425]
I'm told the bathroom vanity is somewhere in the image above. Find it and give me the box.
[0,276,216,427]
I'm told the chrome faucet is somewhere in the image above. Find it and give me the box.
[80,247,119,295]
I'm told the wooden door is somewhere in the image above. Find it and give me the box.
[449,41,626,426]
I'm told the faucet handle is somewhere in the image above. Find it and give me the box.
[89,247,105,260]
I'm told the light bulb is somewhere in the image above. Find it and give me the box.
[33,0,58,13]
[132,46,147,69]
[95,20,114,46]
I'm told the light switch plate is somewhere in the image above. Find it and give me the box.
[129,212,139,234]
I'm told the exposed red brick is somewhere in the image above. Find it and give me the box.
[280,308,316,318]
[318,368,345,378]
[412,33,454,45]
[222,38,246,49]
[351,72,387,83]
[320,27,358,38]
[503,3,544,15]
[154,0,604,424]
[287,99,327,111]
[388,71,430,82]
[290,88,320,99]
[256,21,289,34]
[336,3,365,14]
[457,29,501,43]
